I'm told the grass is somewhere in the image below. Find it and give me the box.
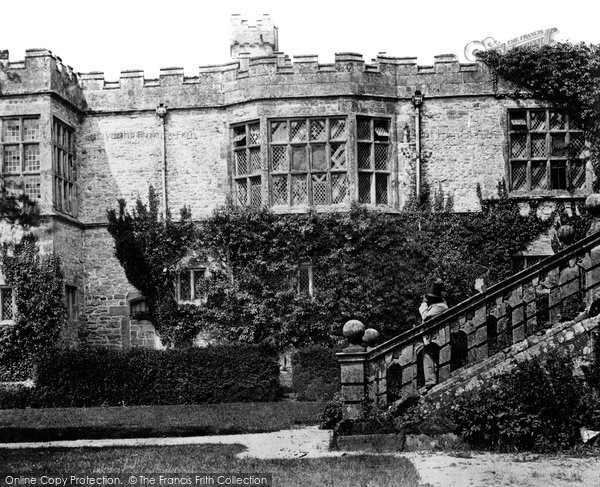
[0,401,324,442]
[0,444,422,487]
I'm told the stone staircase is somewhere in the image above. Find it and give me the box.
[337,229,600,419]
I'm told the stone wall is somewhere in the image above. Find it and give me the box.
[81,226,134,347]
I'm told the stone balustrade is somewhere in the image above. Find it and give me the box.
[338,200,600,419]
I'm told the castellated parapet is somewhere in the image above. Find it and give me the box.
[230,13,279,59]
[76,53,500,113]
[0,48,85,110]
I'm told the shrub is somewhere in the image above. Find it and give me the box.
[320,393,344,429]
[449,350,600,451]
[1,345,280,408]
[292,346,340,401]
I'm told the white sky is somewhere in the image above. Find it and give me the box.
[1,0,599,80]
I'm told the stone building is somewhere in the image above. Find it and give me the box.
[0,14,591,348]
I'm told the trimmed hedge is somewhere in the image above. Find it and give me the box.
[0,345,280,408]
[292,346,340,401]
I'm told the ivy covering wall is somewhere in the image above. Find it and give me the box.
[108,185,552,348]
[0,233,66,380]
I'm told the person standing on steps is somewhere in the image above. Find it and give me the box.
[419,278,449,323]
[418,278,449,390]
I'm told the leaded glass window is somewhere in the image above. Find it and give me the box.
[269,117,349,207]
[177,268,208,304]
[508,109,587,192]
[233,121,262,207]
[53,118,76,214]
[356,116,391,205]
[1,116,41,199]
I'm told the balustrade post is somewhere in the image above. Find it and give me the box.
[336,319,368,420]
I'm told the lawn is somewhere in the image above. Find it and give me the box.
[0,401,325,442]
[0,444,421,487]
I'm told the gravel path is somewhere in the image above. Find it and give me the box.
[3,427,600,486]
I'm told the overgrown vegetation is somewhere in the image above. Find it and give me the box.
[448,350,600,451]
[108,185,551,348]
[0,194,65,380]
[478,42,600,188]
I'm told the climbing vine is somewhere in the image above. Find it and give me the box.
[477,42,600,187]
[106,186,199,347]
[108,186,551,348]
[0,234,66,380]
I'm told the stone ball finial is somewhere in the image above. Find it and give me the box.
[585,194,600,217]
[363,328,380,349]
[343,319,366,348]
[557,224,575,246]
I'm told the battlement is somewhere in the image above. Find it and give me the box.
[78,52,484,88]
[75,50,496,112]
[230,13,279,59]
[0,48,85,109]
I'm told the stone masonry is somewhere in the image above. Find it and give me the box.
[0,16,593,347]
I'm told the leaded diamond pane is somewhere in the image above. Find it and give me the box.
[375,174,389,205]
[511,135,527,158]
[531,134,546,158]
[310,119,326,141]
[271,176,288,205]
[331,174,349,204]
[3,145,20,173]
[570,133,585,158]
[374,144,389,170]
[1,288,13,320]
[311,144,326,171]
[271,121,287,142]
[24,145,40,171]
[248,123,260,145]
[237,179,248,205]
[250,176,261,206]
[571,160,586,189]
[531,161,547,189]
[291,146,307,171]
[530,111,546,131]
[330,143,346,169]
[271,146,288,172]
[291,120,307,142]
[249,147,261,173]
[312,174,328,206]
[292,175,308,205]
[551,161,567,189]
[330,119,346,140]
[358,143,371,169]
[179,272,191,301]
[235,150,248,175]
[550,111,566,130]
[233,126,246,147]
[374,120,390,141]
[551,134,567,157]
[358,173,372,203]
[357,119,371,140]
[511,162,527,190]
[510,111,527,131]
[24,176,41,199]
[3,120,20,142]
[22,119,39,141]
[298,267,310,295]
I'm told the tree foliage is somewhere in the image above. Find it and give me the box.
[108,187,551,348]
[477,42,600,188]
[106,186,199,346]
